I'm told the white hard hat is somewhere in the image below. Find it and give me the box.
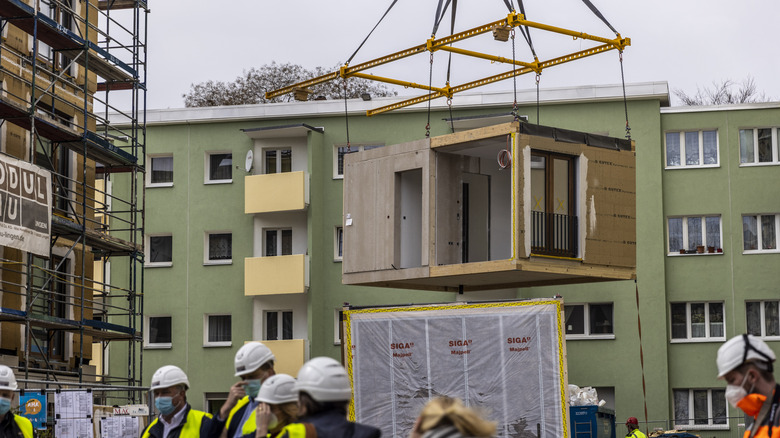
[0,365,18,391]
[150,365,190,391]
[294,357,352,402]
[717,334,776,378]
[234,342,275,377]
[255,374,297,405]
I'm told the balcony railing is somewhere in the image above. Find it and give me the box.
[531,211,578,258]
[244,255,308,295]
[245,171,308,214]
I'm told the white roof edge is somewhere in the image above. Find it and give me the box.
[661,101,780,114]
[111,81,670,127]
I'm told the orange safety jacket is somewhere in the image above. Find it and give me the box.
[744,385,780,438]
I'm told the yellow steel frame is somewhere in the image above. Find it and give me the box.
[265,11,630,116]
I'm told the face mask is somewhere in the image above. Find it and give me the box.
[0,397,11,416]
[245,379,262,399]
[725,371,766,417]
[268,413,279,430]
[155,396,177,416]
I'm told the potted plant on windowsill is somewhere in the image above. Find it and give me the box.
[679,249,687,255]
[707,246,715,253]
[717,248,723,253]
[696,245,705,254]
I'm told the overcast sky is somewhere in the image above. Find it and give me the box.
[143,0,780,110]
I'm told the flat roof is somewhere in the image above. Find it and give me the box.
[108,81,671,127]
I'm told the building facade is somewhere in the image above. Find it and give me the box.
[110,82,779,437]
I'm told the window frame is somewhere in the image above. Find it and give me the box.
[334,309,344,345]
[263,148,293,175]
[664,130,720,169]
[264,310,294,341]
[746,300,780,340]
[742,214,780,254]
[205,151,233,184]
[145,234,173,267]
[739,127,780,166]
[145,315,172,349]
[669,302,725,342]
[147,154,174,188]
[204,231,233,265]
[667,215,723,255]
[203,314,232,347]
[334,226,343,262]
[564,303,615,340]
[672,388,728,430]
[263,228,293,257]
[333,143,384,179]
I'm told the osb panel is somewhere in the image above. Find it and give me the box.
[431,122,517,148]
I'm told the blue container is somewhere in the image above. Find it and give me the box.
[570,405,616,438]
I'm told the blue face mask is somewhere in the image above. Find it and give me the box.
[155,396,177,416]
[245,379,262,399]
[0,397,10,416]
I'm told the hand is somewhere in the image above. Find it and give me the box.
[255,403,272,438]
[219,381,246,419]
[409,416,423,438]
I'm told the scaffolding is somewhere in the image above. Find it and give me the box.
[0,0,146,411]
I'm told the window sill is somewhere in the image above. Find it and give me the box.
[145,262,173,268]
[740,162,780,167]
[670,338,726,344]
[565,334,615,340]
[144,344,172,350]
[204,260,233,266]
[147,183,174,188]
[203,342,232,348]
[673,424,729,431]
[668,252,724,256]
[333,175,345,180]
[334,258,343,263]
[204,179,233,185]
[742,249,780,255]
[664,164,720,170]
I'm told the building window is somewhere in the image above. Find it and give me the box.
[206,152,232,183]
[146,234,172,267]
[665,130,719,168]
[264,229,292,256]
[746,301,780,339]
[334,226,343,261]
[334,144,384,178]
[742,214,779,252]
[204,314,232,347]
[205,232,232,264]
[265,310,293,341]
[668,216,722,254]
[204,393,229,416]
[148,155,173,186]
[740,128,779,165]
[530,151,577,258]
[265,149,292,174]
[673,389,727,429]
[564,303,613,338]
[670,302,725,341]
[334,309,344,345]
[146,316,172,348]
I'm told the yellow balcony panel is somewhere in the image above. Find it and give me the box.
[245,255,308,296]
[258,339,305,377]
[245,171,308,214]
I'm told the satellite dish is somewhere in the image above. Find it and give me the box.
[245,150,254,172]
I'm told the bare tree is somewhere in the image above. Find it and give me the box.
[183,62,397,107]
[674,77,771,106]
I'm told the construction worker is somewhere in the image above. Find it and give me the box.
[625,417,646,438]
[213,342,276,438]
[252,374,299,438]
[0,365,34,438]
[716,334,778,438]
[275,356,381,438]
[141,365,213,438]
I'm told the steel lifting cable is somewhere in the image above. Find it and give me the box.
[446,0,457,133]
[620,51,632,140]
[343,78,351,151]
[345,0,399,66]
[511,28,518,121]
[427,0,453,137]
[635,280,649,435]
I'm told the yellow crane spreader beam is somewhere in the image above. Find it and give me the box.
[366,43,617,116]
[265,11,630,111]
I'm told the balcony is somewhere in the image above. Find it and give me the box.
[531,211,578,258]
[260,339,305,377]
[245,255,308,295]
[245,171,308,214]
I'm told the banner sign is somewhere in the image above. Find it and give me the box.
[19,392,47,430]
[345,299,568,438]
[0,153,51,257]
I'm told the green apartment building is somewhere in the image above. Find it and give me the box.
[108,82,780,437]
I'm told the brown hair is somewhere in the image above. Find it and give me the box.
[270,402,299,435]
[417,397,496,438]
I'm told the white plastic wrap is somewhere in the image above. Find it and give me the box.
[567,384,605,406]
[345,300,568,438]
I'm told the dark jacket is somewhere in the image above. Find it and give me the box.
[140,404,212,438]
[0,413,34,438]
[298,409,381,438]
